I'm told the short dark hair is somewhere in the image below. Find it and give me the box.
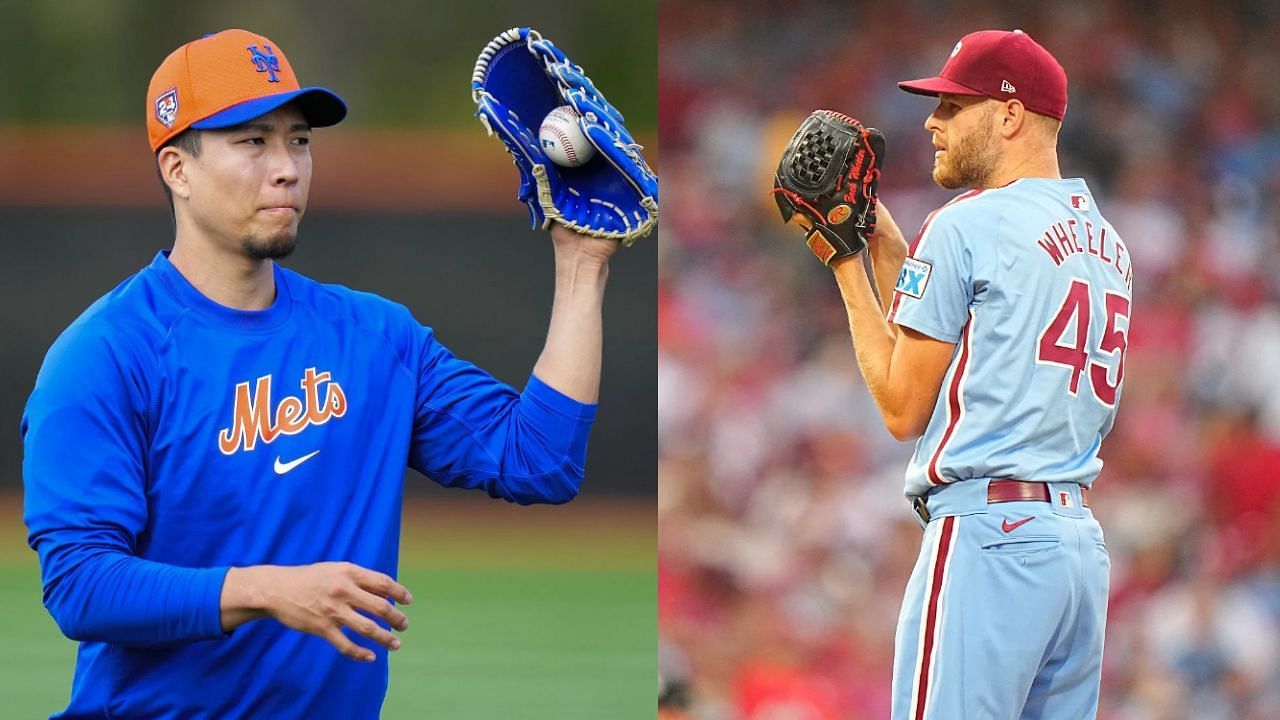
[156,129,203,214]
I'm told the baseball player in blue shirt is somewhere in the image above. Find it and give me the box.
[775,30,1130,720]
[21,29,653,720]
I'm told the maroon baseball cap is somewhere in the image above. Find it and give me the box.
[898,30,1068,121]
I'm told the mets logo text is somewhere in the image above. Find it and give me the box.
[155,88,179,129]
[218,368,347,454]
[247,44,282,82]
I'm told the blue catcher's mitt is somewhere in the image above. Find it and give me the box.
[472,28,658,246]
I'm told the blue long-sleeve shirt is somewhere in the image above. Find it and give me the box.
[21,251,597,719]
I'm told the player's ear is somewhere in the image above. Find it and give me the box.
[157,146,191,202]
[998,99,1025,139]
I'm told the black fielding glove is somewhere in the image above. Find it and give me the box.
[772,110,884,265]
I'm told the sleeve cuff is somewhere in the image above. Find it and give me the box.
[524,374,599,422]
[892,314,963,344]
[195,566,233,640]
[521,374,597,467]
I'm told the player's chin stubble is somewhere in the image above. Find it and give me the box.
[242,230,298,260]
[933,122,1000,190]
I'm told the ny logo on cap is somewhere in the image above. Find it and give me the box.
[247,44,281,82]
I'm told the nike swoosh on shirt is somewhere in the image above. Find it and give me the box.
[274,450,320,475]
[1001,516,1035,533]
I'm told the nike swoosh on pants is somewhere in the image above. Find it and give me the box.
[1001,516,1035,533]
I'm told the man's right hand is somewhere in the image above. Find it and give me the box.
[221,562,413,663]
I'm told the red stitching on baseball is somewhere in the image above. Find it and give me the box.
[549,125,579,164]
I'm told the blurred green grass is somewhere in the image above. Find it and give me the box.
[0,496,655,719]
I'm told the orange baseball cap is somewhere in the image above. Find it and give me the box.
[147,29,346,152]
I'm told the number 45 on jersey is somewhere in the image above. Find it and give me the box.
[1037,279,1130,406]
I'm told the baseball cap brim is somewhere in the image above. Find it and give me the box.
[191,87,347,130]
[897,76,988,98]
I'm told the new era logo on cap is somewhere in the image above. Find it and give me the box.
[1001,80,1016,93]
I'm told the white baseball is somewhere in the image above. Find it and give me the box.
[539,105,595,168]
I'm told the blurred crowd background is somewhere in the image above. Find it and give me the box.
[658,0,1280,717]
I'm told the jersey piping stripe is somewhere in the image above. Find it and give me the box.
[927,310,975,485]
[910,188,984,256]
[910,515,959,720]
[888,189,985,324]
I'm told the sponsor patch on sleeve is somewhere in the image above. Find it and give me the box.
[895,257,932,299]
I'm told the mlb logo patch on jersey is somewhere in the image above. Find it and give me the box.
[1070,193,1090,212]
[896,257,932,299]
[155,87,179,129]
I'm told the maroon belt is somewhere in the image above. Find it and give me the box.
[912,480,1089,526]
[988,479,1089,507]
